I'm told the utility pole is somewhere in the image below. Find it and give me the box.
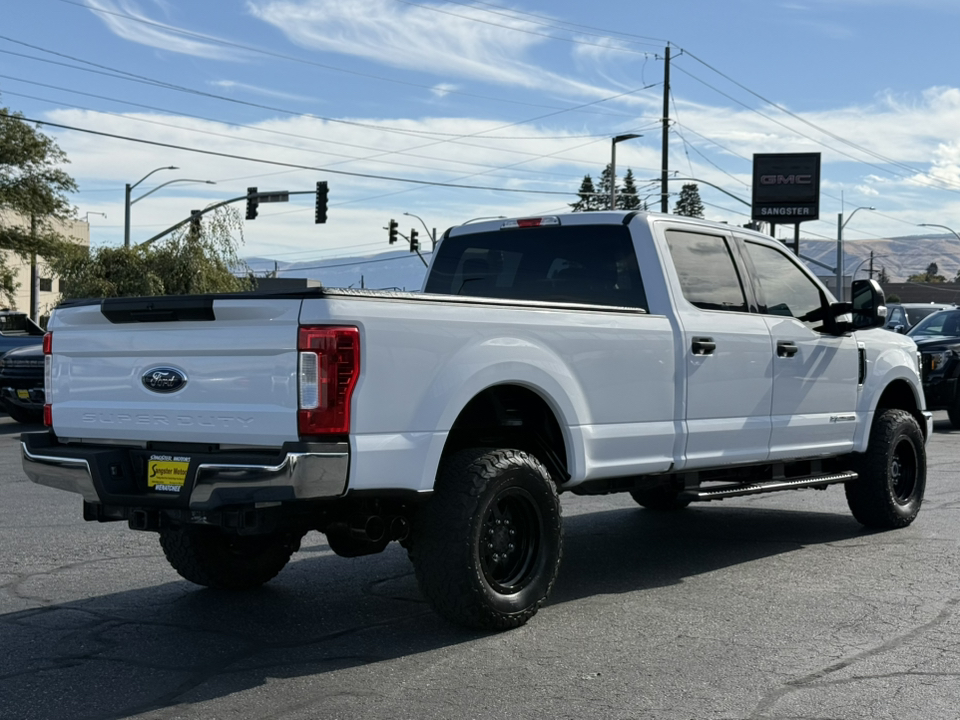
[660,45,671,213]
[29,215,38,322]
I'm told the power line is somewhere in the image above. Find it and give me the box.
[0,37,663,170]
[15,116,589,197]
[671,55,960,195]
[678,47,948,185]
[389,0,660,56]
[411,0,669,48]
[46,2,637,118]
[1,83,631,182]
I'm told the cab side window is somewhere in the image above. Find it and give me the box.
[664,230,747,312]
[744,240,825,328]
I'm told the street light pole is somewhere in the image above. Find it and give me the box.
[124,166,178,247]
[836,205,876,302]
[403,211,437,251]
[610,134,642,210]
[918,223,960,243]
[130,179,216,206]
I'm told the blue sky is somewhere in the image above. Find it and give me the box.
[4,0,960,267]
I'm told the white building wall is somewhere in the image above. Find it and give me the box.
[0,211,90,320]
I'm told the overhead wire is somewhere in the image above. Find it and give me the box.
[2,82,646,183]
[48,1,639,118]
[678,46,950,186]
[14,115,601,197]
[389,0,659,56]
[407,0,668,48]
[670,58,960,196]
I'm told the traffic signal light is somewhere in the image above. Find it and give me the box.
[315,181,328,224]
[246,187,258,220]
[409,228,419,253]
[189,209,202,235]
[388,219,398,244]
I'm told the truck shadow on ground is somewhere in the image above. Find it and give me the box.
[0,503,869,720]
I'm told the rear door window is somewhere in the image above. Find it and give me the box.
[424,225,648,310]
[664,229,748,312]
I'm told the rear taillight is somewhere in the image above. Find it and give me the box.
[297,326,360,437]
[43,332,52,427]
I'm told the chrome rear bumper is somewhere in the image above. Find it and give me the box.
[22,436,349,509]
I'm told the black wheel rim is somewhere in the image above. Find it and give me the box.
[890,436,919,504]
[479,487,542,594]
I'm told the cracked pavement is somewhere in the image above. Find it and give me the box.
[2,415,960,720]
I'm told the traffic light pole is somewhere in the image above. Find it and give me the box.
[137,189,313,247]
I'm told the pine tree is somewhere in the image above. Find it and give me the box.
[673,183,705,217]
[877,266,890,284]
[596,164,614,211]
[618,169,641,210]
[570,174,599,212]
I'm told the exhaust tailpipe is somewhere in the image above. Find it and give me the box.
[349,515,386,544]
[389,516,410,542]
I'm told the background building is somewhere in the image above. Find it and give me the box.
[0,211,90,321]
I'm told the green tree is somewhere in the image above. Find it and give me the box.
[907,262,946,283]
[618,169,642,210]
[673,183,704,218]
[570,174,599,212]
[596,163,615,211]
[50,206,253,299]
[0,107,77,306]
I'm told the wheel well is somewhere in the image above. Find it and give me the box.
[442,384,569,484]
[876,379,926,438]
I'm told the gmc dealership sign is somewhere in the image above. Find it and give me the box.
[752,153,821,222]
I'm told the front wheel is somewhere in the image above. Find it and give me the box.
[409,448,563,631]
[845,409,926,529]
[159,526,302,590]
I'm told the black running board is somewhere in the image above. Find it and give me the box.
[681,471,858,502]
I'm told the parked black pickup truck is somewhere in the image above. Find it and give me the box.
[0,343,43,423]
[0,311,45,423]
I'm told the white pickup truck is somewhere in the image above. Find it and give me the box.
[23,211,930,630]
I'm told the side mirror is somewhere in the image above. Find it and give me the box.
[851,278,887,329]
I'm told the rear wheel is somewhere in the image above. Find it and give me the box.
[409,448,562,631]
[159,526,302,590]
[845,409,925,529]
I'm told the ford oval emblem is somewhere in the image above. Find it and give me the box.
[141,367,187,394]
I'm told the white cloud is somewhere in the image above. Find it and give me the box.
[431,83,458,98]
[37,81,960,257]
[210,80,315,102]
[246,0,615,99]
[85,0,246,60]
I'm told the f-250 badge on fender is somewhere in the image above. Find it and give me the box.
[141,367,187,393]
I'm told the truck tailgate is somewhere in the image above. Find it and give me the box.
[47,298,303,447]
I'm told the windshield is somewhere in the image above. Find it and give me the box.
[907,309,960,338]
[905,306,949,326]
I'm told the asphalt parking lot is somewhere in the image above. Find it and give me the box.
[2,413,960,720]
